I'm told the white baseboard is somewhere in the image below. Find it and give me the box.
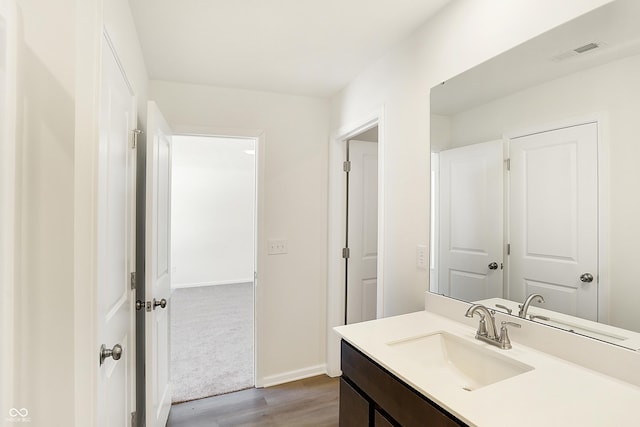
[259,364,327,388]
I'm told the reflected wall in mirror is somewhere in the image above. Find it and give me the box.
[430,0,640,350]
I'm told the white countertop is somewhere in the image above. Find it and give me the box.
[334,310,640,427]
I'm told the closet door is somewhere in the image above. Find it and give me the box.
[509,123,598,320]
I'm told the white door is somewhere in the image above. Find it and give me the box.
[97,35,137,427]
[437,140,504,301]
[346,140,378,323]
[145,101,173,426]
[509,123,598,320]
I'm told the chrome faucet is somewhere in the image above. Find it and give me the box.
[518,293,545,318]
[465,304,498,339]
[465,304,521,349]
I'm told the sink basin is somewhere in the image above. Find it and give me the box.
[387,331,534,391]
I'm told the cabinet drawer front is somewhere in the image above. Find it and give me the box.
[341,340,467,427]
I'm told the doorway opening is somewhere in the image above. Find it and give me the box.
[170,134,257,402]
[327,110,384,375]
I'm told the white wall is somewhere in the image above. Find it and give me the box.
[440,54,640,331]
[149,80,329,385]
[11,0,75,424]
[329,0,613,319]
[171,135,255,287]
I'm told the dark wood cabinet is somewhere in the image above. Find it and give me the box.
[339,377,369,426]
[374,410,395,427]
[339,340,468,427]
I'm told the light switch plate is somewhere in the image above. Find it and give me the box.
[416,245,428,270]
[267,239,288,255]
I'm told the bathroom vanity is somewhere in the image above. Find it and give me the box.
[334,304,640,427]
[340,339,465,426]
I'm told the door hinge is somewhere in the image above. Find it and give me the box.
[131,411,137,427]
[130,272,136,290]
[507,243,511,255]
[342,247,350,259]
[506,158,511,171]
[343,160,351,172]
[132,129,143,149]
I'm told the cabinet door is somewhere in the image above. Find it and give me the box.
[374,410,395,427]
[339,378,370,426]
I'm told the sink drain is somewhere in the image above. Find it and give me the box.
[462,386,473,392]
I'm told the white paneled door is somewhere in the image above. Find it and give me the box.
[437,140,504,302]
[346,140,378,324]
[509,123,598,320]
[145,101,173,426]
[97,35,137,427]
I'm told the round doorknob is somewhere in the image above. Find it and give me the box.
[153,298,167,309]
[488,262,499,270]
[100,344,123,365]
[580,273,594,283]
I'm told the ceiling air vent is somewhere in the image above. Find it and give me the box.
[552,41,604,62]
[574,42,600,53]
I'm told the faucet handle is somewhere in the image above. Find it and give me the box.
[502,321,521,328]
[499,321,521,349]
[495,304,513,315]
[529,314,550,321]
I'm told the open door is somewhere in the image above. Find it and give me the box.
[346,139,378,323]
[96,34,137,427]
[145,101,173,426]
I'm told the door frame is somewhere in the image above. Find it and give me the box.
[327,107,385,376]
[503,113,609,323]
[0,0,17,413]
[170,124,265,387]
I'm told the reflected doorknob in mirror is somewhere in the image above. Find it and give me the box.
[580,273,594,283]
[153,298,167,309]
[488,262,499,270]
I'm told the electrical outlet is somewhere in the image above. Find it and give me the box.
[267,239,288,255]
[416,245,428,270]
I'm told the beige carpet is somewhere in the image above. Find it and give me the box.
[170,283,254,403]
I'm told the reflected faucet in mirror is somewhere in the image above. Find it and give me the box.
[518,294,545,319]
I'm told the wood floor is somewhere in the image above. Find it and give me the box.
[166,375,340,427]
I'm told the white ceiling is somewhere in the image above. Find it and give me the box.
[128,0,451,98]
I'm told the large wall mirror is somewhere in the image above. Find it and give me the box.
[430,0,640,350]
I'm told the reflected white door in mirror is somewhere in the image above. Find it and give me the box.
[433,122,599,321]
[509,123,598,321]
[434,140,504,302]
